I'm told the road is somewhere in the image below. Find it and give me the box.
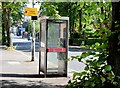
[12,36,87,74]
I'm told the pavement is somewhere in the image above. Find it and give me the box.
[0,45,70,88]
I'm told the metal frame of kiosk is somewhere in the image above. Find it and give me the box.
[39,16,69,77]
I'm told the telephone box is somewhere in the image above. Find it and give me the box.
[39,16,69,77]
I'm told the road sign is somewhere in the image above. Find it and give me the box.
[24,8,38,16]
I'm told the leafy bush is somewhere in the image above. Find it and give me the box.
[69,38,102,46]
[66,50,118,88]
[66,28,119,88]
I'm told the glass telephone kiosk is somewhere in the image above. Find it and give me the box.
[39,16,69,77]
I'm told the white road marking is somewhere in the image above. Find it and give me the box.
[8,61,20,64]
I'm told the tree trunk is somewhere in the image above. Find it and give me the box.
[2,2,6,45]
[2,2,12,47]
[108,1,120,87]
[6,8,12,47]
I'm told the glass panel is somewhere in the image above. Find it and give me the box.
[47,52,66,74]
[47,52,58,72]
[59,22,67,48]
[47,22,67,48]
[40,51,45,71]
[60,22,67,39]
[41,22,46,47]
[47,22,60,48]
[58,52,66,75]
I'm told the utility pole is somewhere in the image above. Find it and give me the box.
[31,0,35,61]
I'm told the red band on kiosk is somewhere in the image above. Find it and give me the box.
[47,48,66,52]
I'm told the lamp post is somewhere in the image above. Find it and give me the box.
[30,0,42,61]
[31,0,35,61]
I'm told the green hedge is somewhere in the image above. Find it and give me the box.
[69,38,102,45]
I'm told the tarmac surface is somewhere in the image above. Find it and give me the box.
[0,45,70,88]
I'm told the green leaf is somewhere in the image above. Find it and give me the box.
[84,66,89,71]
[80,71,87,76]
[73,72,81,79]
[71,56,80,60]
[95,42,100,47]
[105,65,112,71]
[113,82,118,85]
[90,59,97,66]
[81,52,88,58]
[118,34,120,40]
[78,57,83,62]
[101,77,106,83]
[85,81,90,87]
[91,82,95,87]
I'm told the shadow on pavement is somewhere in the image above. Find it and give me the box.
[1,80,66,88]
[1,74,68,88]
[1,74,41,78]
[1,73,68,78]
[1,73,68,88]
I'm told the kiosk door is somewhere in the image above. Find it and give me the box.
[46,19,68,76]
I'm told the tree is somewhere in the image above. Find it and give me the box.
[1,2,24,47]
[2,2,11,46]
[40,2,60,18]
[54,2,111,39]
[108,1,120,87]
